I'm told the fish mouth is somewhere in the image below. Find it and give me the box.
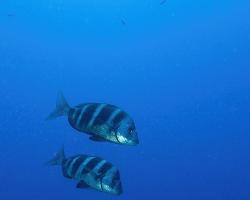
[128,137,139,145]
[128,140,139,146]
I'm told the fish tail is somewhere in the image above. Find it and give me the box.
[46,91,71,120]
[47,146,66,166]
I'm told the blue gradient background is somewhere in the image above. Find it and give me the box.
[0,0,250,199]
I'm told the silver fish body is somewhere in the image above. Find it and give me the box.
[47,93,139,145]
[48,147,123,195]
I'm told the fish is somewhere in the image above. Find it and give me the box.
[47,147,123,195]
[47,92,139,145]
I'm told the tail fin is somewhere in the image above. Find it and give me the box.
[47,146,66,166]
[46,92,71,120]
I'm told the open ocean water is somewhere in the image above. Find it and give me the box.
[0,0,250,199]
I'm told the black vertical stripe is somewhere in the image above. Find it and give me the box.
[92,105,115,126]
[81,157,101,174]
[98,162,113,175]
[68,109,75,119]
[111,170,120,187]
[65,158,73,169]
[72,108,82,124]
[86,157,101,170]
[71,156,87,177]
[112,111,127,127]
[79,104,98,128]
[62,158,73,178]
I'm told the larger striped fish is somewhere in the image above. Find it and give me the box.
[47,147,123,195]
[47,93,139,145]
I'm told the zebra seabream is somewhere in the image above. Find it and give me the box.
[47,92,139,145]
[48,147,123,195]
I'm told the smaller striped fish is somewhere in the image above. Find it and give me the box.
[47,147,123,195]
[47,92,139,145]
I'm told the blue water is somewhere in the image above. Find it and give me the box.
[1,0,250,199]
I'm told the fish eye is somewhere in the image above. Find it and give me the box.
[128,127,133,134]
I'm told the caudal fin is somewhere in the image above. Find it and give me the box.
[47,146,66,166]
[46,92,71,120]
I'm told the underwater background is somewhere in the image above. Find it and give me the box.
[0,0,250,199]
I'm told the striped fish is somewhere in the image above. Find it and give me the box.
[47,147,123,195]
[47,92,139,145]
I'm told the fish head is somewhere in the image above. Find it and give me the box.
[115,119,139,145]
[101,169,123,195]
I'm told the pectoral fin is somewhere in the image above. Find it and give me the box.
[76,181,90,189]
